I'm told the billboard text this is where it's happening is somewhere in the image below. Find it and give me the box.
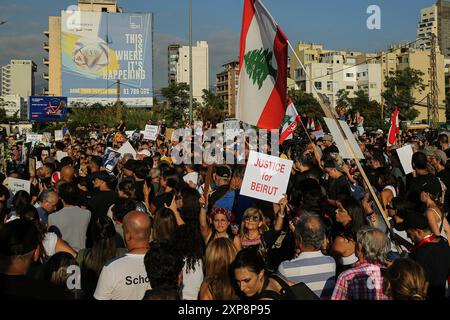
[61,11,153,107]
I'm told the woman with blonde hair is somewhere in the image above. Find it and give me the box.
[383,258,428,300]
[199,238,239,300]
[233,208,269,251]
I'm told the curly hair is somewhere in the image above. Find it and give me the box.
[171,224,204,273]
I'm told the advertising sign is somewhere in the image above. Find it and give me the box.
[29,96,68,121]
[61,11,153,107]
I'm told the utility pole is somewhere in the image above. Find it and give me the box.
[430,33,440,128]
[115,80,122,124]
[189,0,193,124]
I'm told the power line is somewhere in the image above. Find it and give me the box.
[304,38,422,82]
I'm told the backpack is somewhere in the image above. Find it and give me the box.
[258,274,319,300]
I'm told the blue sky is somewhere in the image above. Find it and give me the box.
[0,0,439,93]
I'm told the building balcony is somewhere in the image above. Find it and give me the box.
[43,73,49,80]
[44,31,49,37]
[43,58,49,65]
[44,42,49,51]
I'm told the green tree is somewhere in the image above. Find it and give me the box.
[382,67,425,121]
[288,88,324,119]
[194,89,226,125]
[244,48,277,89]
[160,82,191,125]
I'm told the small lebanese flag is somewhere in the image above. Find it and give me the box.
[279,99,301,144]
[237,0,288,129]
[387,106,400,147]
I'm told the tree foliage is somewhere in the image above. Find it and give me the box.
[382,67,425,121]
[288,88,324,119]
[195,89,226,125]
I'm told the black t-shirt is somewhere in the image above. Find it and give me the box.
[0,273,68,300]
[409,237,450,300]
[437,169,450,191]
[87,190,118,217]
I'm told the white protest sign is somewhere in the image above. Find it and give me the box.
[4,177,31,195]
[54,130,64,141]
[396,144,414,175]
[26,134,43,143]
[240,151,293,203]
[143,125,159,141]
[338,120,365,159]
[117,141,137,159]
[56,151,69,162]
[125,131,135,138]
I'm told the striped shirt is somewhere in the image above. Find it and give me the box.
[278,251,336,299]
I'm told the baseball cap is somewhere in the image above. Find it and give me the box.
[403,212,429,230]
[322,134,333,142]
[0,219,39,256]
[138,149,151,157]
[215,166,231,178]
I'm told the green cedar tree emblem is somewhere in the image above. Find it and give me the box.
[244,48,277,90]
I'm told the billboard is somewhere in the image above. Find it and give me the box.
[61,11,153,107]
[29,96,68,121]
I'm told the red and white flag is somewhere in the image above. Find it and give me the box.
[387,106,400,147]
[279,99,300,144]
[237,0,288,129]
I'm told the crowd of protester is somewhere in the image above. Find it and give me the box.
[0,119,449,300]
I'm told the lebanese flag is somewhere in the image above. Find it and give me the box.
[279,99,301,144]
[237,0,288,129]
[387,106,400,147]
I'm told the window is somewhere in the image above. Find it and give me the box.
[357,73,361,77]
[370,83,377,89]
[346,85,354,90]
[102,7,108,12]
[327,81,333,91]
[346,73,354,77]
[327,68,333,75]
[314,81,322,90]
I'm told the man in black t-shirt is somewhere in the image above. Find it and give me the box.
[0,220,67,299]
[321,134,339,158]
[88,172,118,217]
[404,213,450,300]
[407,152,441,208]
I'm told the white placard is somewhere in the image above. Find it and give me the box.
[54,130,64,141]
[125,130,135,138]
[3,177,31,195]
[338,120,365,159]
[183,172,199,185]
[26,134,43,143]
[117,141,137,159]
[240,151,293,203]
[323,118,352,159]
[144,125,159,141]
[396,144,414,175]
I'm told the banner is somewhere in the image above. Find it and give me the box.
[240,151,293,203]
[29,96,68,121]
[26,134,43,143]
[61,11,153,107]
[3,177,31,195]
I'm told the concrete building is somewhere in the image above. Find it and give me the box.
[1,60,37,99]
[168,44,181,85]
[176,41,209,103]
[216,61,239,116]
[377,47,446,122]
[44,0,121,96]
[416,1,450,57]
[0,94,26,118]
[294,50,382,108]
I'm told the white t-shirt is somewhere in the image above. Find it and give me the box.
[181,259,203,300]
[94,253,151,300]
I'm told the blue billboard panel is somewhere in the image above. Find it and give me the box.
[61,11,153,108]
[29,96,68,121]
